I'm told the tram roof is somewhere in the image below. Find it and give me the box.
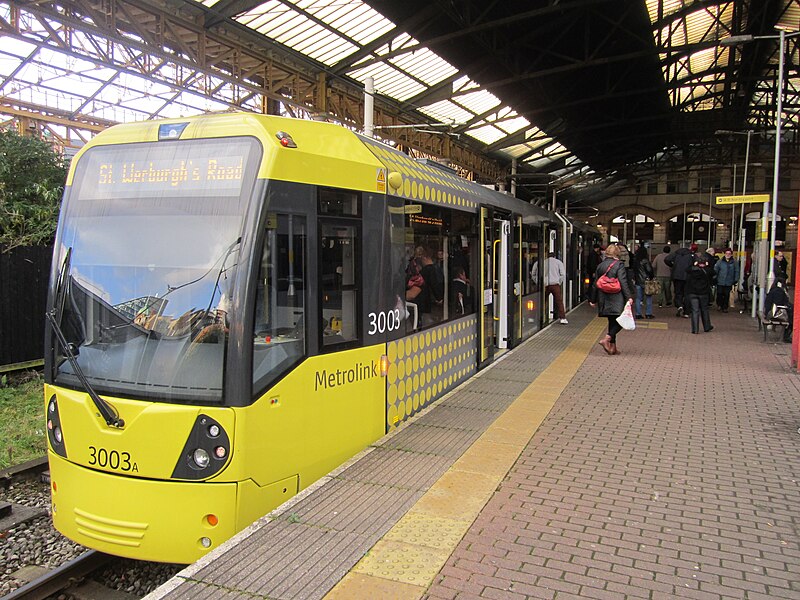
[1,1,797,211]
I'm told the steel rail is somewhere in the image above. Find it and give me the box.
[3,550,114,600]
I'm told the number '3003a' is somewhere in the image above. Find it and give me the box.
[88,445,138,472]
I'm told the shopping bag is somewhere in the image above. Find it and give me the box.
[616,302,636,330]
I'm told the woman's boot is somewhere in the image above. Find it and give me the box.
[598,334,613,355]
[610,342,621,355]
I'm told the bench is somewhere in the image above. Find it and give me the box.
[757,309,790,341]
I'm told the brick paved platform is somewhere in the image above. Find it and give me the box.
[147,303,800,600]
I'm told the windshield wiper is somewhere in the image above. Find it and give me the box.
[47,310,125,429]
[49,248,124,429]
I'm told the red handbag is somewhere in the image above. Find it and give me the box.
[596,260,622,293]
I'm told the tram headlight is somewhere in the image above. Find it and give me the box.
[193,448,210,469]
[46,394,67,458]
[172,414,230,480]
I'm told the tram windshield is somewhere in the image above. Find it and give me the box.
[51,137,261,403]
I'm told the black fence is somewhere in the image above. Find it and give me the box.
[0,244,53,367]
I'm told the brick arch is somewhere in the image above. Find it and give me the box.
[598,205,661,223]
[661,203,733,222]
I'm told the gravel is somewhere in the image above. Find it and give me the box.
[1,474,183,597]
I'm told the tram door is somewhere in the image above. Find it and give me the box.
[479,207,513,367]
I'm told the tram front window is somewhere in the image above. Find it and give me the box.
[51,137,261,404]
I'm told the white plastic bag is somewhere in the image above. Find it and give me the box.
[616,302,636,330]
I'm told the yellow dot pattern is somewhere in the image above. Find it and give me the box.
[385,316,478,430]
[362,138,501,210]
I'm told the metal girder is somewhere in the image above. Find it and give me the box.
[2,0,504,180]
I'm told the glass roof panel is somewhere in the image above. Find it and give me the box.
[453,90,501,115]
[417,101,472,125]
[688,46,719,73]
[646,0,685,23]
[234,0,393,66]
[349,62,425,101]
[502,143,536,158]
[683,7,717,45]
[389,48,458,85]
[777,4,800,30]
[465,124,507,145]
[296,0,394,45]
[1,38,37,58]
[496,115,531,135]
[0,55,24,79]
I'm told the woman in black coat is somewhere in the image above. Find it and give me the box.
[685,253,714,334]
[589,243,634,355]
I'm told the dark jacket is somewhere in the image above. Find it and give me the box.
[589,258,633,317]
[632,255,654,286]
[685,255,714,296]
[765,284,791,315]
[665,247,694,281]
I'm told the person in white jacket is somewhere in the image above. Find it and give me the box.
[532,252,568,324]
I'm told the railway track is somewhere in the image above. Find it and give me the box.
[3,550,115,600]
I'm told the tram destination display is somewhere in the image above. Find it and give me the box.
[74,138,257,200]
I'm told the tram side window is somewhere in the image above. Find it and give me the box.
[523,228,541,294]
[320,222,360,348]
[252,214,306,393]
[404,204,476,331]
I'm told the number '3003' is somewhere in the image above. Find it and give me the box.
[367,309,402,335]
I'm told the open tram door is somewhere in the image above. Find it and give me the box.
[479,206,513,367]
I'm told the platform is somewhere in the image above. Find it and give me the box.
[146,302,800,600]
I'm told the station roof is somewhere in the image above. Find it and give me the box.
[1,0,797,210]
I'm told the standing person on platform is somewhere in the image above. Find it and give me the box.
[685,250,714,334]
[617,243,634,287]
[652,245,673,308]
[589,244,633,355]
[632,245,655,319]
[714,248,739,313]
[532,252,568,324]
[665,243,696,317]
[774,250,789,281]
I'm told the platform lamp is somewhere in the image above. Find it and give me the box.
[721,28,800,314]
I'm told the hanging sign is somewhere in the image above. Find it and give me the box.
[715,194,770,205]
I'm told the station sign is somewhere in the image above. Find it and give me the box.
[715,194,770,205]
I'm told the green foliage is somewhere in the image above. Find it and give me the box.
[0,371,46,469]
[0,128,67,251]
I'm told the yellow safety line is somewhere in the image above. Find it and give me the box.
[324,318,607,600]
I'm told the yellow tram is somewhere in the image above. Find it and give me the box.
[44,113,579,563]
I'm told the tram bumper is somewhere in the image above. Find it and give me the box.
[49,451,237,564]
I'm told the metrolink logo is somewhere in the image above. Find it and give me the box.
[315,360,378,391]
